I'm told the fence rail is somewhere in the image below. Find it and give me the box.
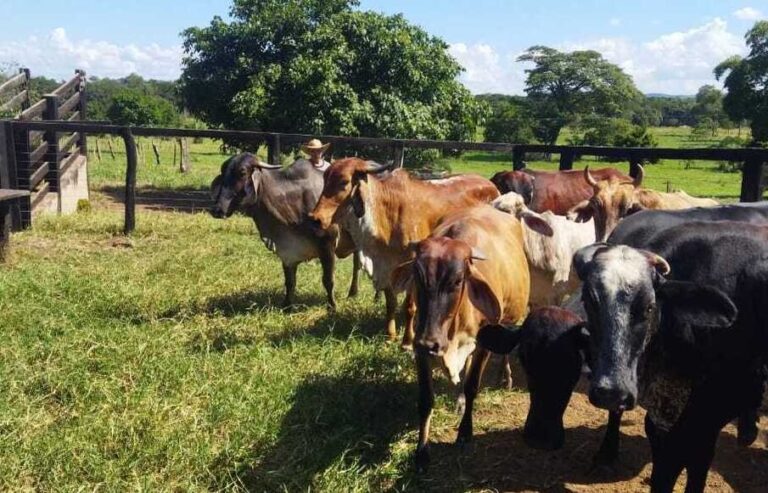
[3,119,766,235]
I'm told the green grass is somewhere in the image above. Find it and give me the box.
[0,210,426,491]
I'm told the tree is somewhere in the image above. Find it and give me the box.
[483,100,535,143]
[715,21,768,144]
[691,85,728,135]
[517,46,642,144]
[571,117,658,158]
[180,0,485,158]
[106,89,178,126]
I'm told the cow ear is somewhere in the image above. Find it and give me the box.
[391,260,414,293]
[467,265,502,324]
[567,200,593,223]
[573,243,609,280]
[521,211,554,237]
[477,324,522,354]
[656,280,738,373]
[570,322,591,367]
[657,281,737,330]
[351,185,365,218]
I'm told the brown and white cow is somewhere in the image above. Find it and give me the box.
[568,165,719,241]
[490,167,630,215]
[390,205,533,471]
[309,158,499,346]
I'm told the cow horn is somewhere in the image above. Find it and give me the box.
[470,247,487,261]
[255,157,282,170]
[584,166,598,187]
[363,161,393,174]
[632,164,644,188]
[644,251,670,276]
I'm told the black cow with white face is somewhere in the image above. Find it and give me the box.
[211,153,363,309]
[574,221,768,493]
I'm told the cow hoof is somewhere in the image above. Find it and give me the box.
[281,302,298,313]
[414,446,430,473]
[347,288,359,299]
[326,302,337,313]
[456,424,473,447]
[400,342,414,352]
[454,394,466,415]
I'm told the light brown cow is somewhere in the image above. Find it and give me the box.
[309,158,500,347]
[390,205,532,471]
[569,165,719,241]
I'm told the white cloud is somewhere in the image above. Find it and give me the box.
[0,28,182,80]
[448,42,526,94]
[564,18,746,94]
[733,7,763,21]
[609,18,622,27]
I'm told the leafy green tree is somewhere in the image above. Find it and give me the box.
[484,100,535,143]
[87,74,180,121]
[571,117,658,161]
[691,85,728,135]
[715,21,768,144]
[180,0,485,158]
[106,89,178,126]
[517,46,642,144]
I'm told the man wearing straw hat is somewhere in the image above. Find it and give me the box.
[302,138,331,171]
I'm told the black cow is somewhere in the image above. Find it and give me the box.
[478,307,589,451]
[574,222,768,492]
[210,153,363,308]
[608,201,768,246]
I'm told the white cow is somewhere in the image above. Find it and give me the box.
[493,191,595,307]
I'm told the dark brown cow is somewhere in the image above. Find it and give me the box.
[490,168,630,215]
[309,158,499,346]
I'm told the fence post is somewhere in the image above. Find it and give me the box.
[512,147,525,170]
[392,142,405,168]
[43,94,60,198]
[267,134,281,166]
[559,149,574,170]
[20,68,31,112]
[740,158,765,202]
[123,127,137,234]
[75,69,87,156]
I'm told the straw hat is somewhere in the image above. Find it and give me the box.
[301,138,330,154]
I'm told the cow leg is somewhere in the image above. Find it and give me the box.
[592,410,622,469]
[646,416,685,493]
[282,263,298,309]
[374,290,382,303]
[497,355,513,390]
[456,347,491,446]
[401,290,416,350]
[414,349,434,472]
[319,246,337,311]
[347,250,361,298]
[683,430,719,493]
[384,288,398,341]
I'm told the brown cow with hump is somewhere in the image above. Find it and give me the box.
[569,165,719,241]
[309,158,499,346]
[391,204,548,471]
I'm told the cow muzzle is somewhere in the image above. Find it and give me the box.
[589,379,636,411]
[415,335,447,357]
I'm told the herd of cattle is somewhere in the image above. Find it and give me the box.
[210,153,767,492]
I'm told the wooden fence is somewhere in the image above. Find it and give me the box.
[0,69,88,227]
[2,120,766,235]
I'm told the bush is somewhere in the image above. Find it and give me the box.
[484,101,535,143]
[107,90,179,126]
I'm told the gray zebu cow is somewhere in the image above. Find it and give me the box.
[210,153,363,309]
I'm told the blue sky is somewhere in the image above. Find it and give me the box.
[0,0,764,94]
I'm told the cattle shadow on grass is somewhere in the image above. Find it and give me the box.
[207,354,416,491]
[267,303,386,345]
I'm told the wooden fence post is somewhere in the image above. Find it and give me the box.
[152,141,161,165]
[178,138,190,173]
[512,147,525,170]
[559,149,574,170]
[392,142,405,168]
[123,128,137,234]
[267,134,281,166]
[172,141,177,167]
[75,69,87,155]
[107,139,115,159]
[95,139,102,162]
[43,94,60,198]
[740,158,765,202]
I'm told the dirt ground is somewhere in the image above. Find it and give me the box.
[423,363,768,492]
